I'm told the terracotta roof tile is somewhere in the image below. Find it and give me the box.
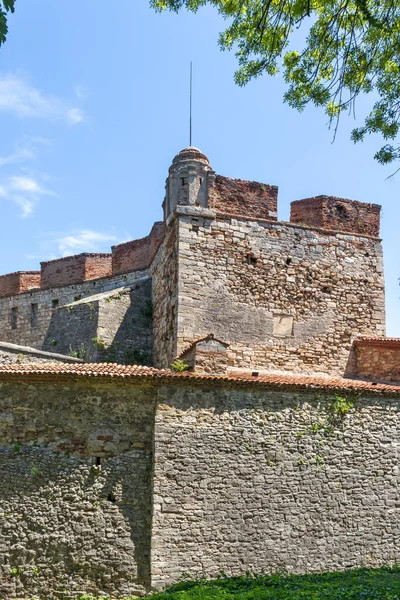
[176,334,229,359]
[0,363,399,395]
[353,337,400,347]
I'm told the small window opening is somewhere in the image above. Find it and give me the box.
[52,299,59,309]
[322,286,331,294]
[246,254,258,266]
[192,225,199,233]
[199,177,203,185]
[107,491,116,503]
[286,257,292,266]
[30,303,38,328]
[95,457,102,466]
[74,295,81,302]
[336,204,348,219]
[181,177,186,186]
[11,307,18,330]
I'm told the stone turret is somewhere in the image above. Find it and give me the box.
[163,147,215,220]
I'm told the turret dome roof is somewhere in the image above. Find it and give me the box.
[172,146,210,165]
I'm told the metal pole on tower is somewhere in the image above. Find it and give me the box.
[189,61,193,146]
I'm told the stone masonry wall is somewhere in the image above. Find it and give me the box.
[0,342,82,365]
[172,214,386,375]
[151,383,400,589]
[0,380,157,598]
[151,220,179,368]
[0,269,147,351]
[1,375,400,597]
[355,341,400,383]
[42,278,153,364]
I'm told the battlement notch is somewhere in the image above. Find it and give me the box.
[290,195,381,237]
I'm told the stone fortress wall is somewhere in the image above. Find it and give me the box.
[0,368,399,598]
[0,147,399,598]
[0,146,388,379]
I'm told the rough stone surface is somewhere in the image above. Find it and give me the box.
[355,340,400,383]
[151,221,179,368]
[168,213,385,375]
[42,278,153,364]
[0,381,156,598]
[151,384,400,589]
[0,269,147,351]
[0,376,399,597]
[0,342,82,364]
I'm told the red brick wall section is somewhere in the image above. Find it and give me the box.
[112,222,165,276]
[355,340,400,383]
[84,255,112,281]
[41,254,112,290]
[209,175,278,221]
[290,196,381,237]
[0,272,41,298]
[149,222,166,264]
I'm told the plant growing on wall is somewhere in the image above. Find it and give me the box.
[328,394,355,419]
[170,359,189,372]
[69,344,86,360]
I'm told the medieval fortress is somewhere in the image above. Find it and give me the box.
[0,147,399,598]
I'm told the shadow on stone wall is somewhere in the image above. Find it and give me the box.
[43,300,99,360]
[0,447,153,598]
[42,278,153,365]
[100,280,153,366]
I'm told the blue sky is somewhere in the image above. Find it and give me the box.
[0,0,399,335]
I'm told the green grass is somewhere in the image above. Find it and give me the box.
[146,567,400,600]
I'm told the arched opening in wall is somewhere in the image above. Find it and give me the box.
[336,204,348,219]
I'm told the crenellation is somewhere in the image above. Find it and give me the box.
[41,253,112,289]
[0,271,41,298]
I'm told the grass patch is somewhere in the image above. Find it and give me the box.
[146,567,400,599]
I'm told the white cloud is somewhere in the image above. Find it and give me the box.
[0,146,35,167]
[9,175,55,196]
[74,85,89,100]
[67,108,85,124]
[0,74,85,125]
[0,174,55,217]
[57,230,117,256]
[13,195,34,218]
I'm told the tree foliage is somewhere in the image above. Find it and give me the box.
[0,0,15,47]
[151,0,400,165]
